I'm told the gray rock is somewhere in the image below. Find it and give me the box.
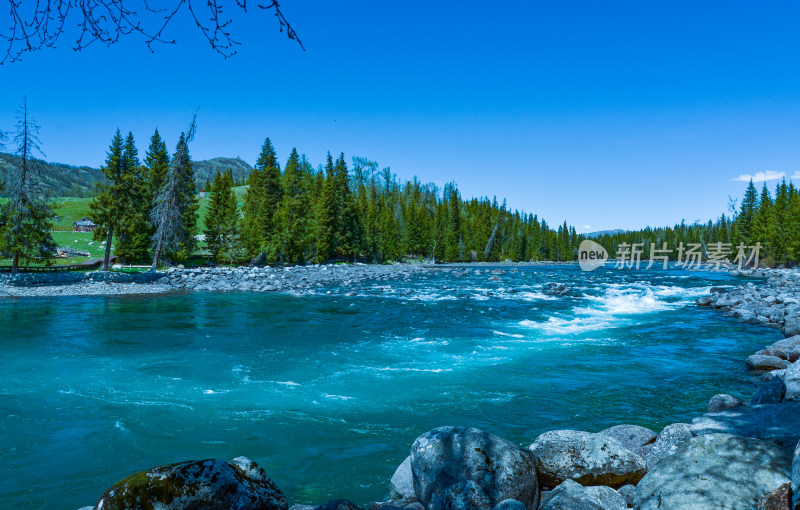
[93,457,287,510]
[769,335,800,353]
[616,485,635,508]
[784,317,800,337]
[793,441,800,510]
[642,423,693,469]
[691,401,800,448]
[429,480,492,510]
[389,456,416,503]
[635,434,792,510]
[410,426,539,510]
[597,424,657,457]
[318,500,362,510]
[528,430,646,488]
[582,486,626,510]
[539,480,605,510]
[747,354,790,371]
[751,377,786,405]
[289,506,317,510]
[491,499,525,510]
[707,393,745,412]
[784,361,800,401]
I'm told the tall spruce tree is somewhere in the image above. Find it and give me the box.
[752,182,773,250]
[174,132,200,258]
[89,129,125,270]
[241,137,282,257]
[0,98,56,272]
[315,153,336,262]
[117,132,152,261]
[736,179,758,245]
[275,148,310,264]
[204,169,240,262]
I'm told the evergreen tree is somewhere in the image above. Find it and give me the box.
[145,128,170,197]
[151,117,199,270]
[241,137,281,257]
[315,153,336,262]
[751,182,773,250]
[89,129,125,270]
[117,132,152,261]
[0,99,56,272]
[275,148,310,264]
[174,132,200,258]
[735,179,758,244]
[204,170,240,262]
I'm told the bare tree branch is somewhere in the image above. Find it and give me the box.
[2,0,303,65]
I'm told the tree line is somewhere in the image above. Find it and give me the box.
[593,179,800,267]
[88,131,583,268]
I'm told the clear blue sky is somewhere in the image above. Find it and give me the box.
[1,1,799,232]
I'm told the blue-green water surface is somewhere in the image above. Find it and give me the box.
[0,266,782,508]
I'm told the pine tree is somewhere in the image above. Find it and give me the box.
[204,170,240,262]
[335,153,360,260]
[315,153,336,262]
[275,148,310,264]
[735,180,758,245]
[241,137,281,257]
[771,180,790,264]
[117,132,152,261]
[0,98,56,272]
[174,132,200,258]
[89,129,125,270]
[752,182,773,251]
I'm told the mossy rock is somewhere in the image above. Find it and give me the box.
[94,457,288,510]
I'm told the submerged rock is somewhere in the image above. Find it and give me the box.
[752,377,787,405]
[528,430,646,488]
[690,402,800,447]
[707,393,745,412]
[635,434,792,510]
[410,426,539,510]
[597,425,657,458]
[318,500,362,510]
[93,457,287,510]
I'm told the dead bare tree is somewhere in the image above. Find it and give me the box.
[149,113,197,271]
[2,0,303,65]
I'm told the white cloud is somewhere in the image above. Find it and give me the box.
[580,225,592,230]
[792,171,800,181]
[732,170,785,182]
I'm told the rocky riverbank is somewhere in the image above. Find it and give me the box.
[0,263,430,297]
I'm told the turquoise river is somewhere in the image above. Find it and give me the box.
[0,265,782,509]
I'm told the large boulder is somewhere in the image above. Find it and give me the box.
[635,434,792,510]
[527,430,646,488]
[690,401,800,448]
[642,423,693,469]
[539,480,625,510]
[94,457,287,510]
[752,377,787,405]
[597,425,657,458]
[410,426,539,510]
[707,393,745,412]
[747,355,790,371]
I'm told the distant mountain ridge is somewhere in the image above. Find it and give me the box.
[584,229,626,238]
[0,153,252,197]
